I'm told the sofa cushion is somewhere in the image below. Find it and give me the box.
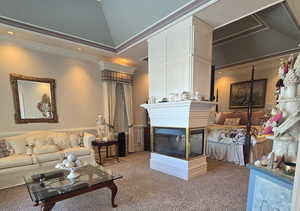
[33,145,59,154]
[35,152,62,163]
[5,135,27,154]
[63,147,90,157]
[0,154,33,169]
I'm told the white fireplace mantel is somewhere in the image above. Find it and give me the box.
[141,100,216,128]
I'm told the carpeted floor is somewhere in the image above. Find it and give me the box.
[0,152,249,211]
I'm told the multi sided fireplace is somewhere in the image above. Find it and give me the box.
[153,127,205,160]
[141,101,216,180]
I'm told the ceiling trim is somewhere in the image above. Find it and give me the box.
[213,14,268,46]
[213,0,285,30]
[0,0,214,54]
[0,16,116,53]
[215,47,300,70]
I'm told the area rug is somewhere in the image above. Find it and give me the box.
[0,152,249,211]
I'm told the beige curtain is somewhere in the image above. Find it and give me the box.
[114,83,128,133]
[103,81,117,136]
[123,83,134,152]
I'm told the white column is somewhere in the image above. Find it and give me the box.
[147,16,213,100]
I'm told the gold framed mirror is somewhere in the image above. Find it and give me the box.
[10,73,58,124]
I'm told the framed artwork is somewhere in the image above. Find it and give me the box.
[229,79,267,109]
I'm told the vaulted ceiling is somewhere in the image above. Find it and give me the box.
[0,0,194,47]
[0,0,299,68]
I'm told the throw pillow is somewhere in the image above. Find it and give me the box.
[5,135,27,154]
[69,134,80,148]
[49,133,71,150]
[251,111,265,125]
[0,140,10,158]
[239,112,248,125]
[224,118,241,126]
[33,145,59,154]
[26,135,53,148]
[216,112,235,125]
[83,132,96,148]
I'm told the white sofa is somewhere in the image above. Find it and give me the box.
[0,130,96,189]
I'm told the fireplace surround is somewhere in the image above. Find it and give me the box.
[141,101,216,180]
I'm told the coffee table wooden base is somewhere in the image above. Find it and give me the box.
[36,180,118,211]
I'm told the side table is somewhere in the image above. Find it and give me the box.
[92,139,119,165]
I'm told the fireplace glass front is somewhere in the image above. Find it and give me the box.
[153,127,205,160]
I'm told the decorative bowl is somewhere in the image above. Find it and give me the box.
[55,153,83,179]
[281,161,296,176]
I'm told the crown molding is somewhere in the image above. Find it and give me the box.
[0,16,116,52]
[215,47,300,70]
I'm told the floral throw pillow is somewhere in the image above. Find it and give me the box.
[224,118,241,126]
[0,139,10,158]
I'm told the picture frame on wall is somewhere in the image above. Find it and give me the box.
[229,79,267,109]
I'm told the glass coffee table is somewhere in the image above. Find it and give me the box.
[24,164,122,211]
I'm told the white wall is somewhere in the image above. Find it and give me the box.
[214,55,290,112]
[0,38,103,133]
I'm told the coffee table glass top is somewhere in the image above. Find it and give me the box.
[24,164,122,203]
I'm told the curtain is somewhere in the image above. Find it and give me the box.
[114,83,128,133]
[103,81,117,136]
[123,84,134,152]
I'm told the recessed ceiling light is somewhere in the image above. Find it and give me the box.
[77,47,82,51]
[7,31,14,35]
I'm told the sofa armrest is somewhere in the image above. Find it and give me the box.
[83,132,96,149]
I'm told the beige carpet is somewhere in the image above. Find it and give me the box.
[0,152,249,211]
